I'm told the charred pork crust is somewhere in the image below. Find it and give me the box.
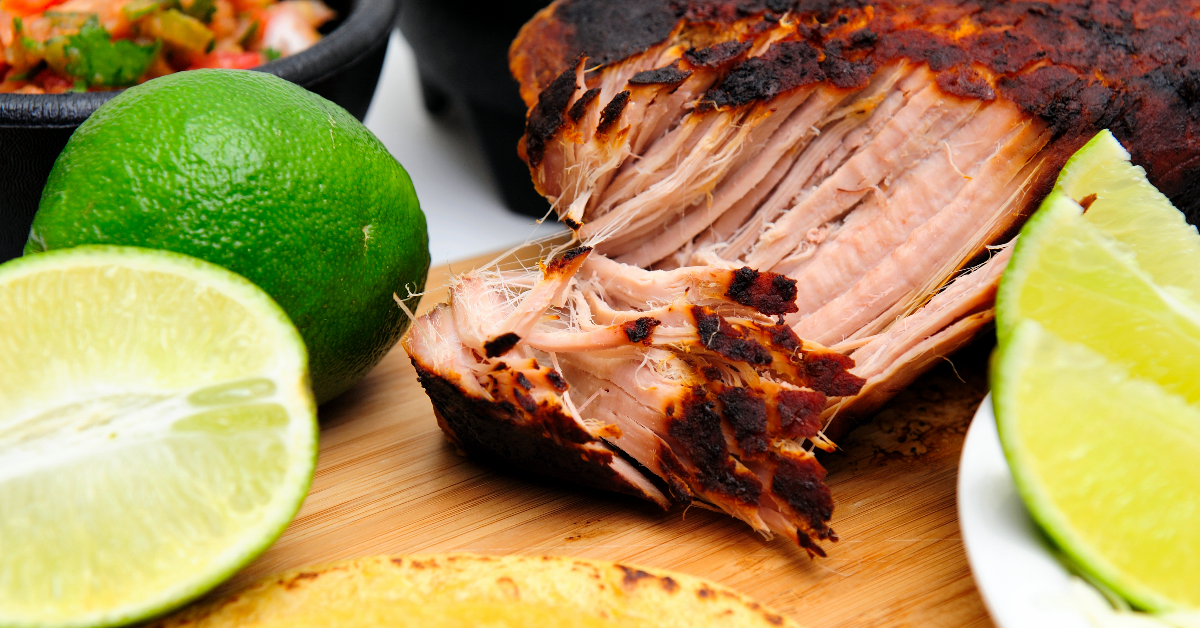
[697,41,825,111]
[546,246,593,275]
[725,267,799,316]
[804,352,866,398]
[512,0,1200,219]
[414,363,665,504]
[484,332,522,358]
[524,61,580,167]
[776,389,825,440]
[683,40,752,67]
[621,317,662,343]
[771,453,836,547]
[717,387,770,454]
[692,306,774,367]
[671,394,763,504]
[629,61,694,86]
[596,90,632,135]
[567,87,601,121]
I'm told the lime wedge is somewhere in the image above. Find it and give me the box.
[996,192,1200,404]
[0,246,317,628]
[994,320,1200,612]
[1055,129,1200,297]
[994,130,1200,612]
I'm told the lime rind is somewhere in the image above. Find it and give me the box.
[0,246,318,628]
[994,320,1200,612]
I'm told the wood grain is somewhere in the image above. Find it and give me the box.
[212,247,998,628]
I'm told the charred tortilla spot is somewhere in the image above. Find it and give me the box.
[568,87,601,121]
[670,395,762,503]
[776,389,826,439]
[597,90,632,135]
[804,352,865,397]
[484,333,522,358]
[525,61,580,167]
[546,246,593,276]
[771,454,834,538]
[764,613,786,625]
[622,317,661,344]
[692,306,772,366]
[661,576,680,592]
[617,565,655,590]
[683,40,752,67]
[718,387,769,454]
[725,267,799,315]
[629,61,693,86]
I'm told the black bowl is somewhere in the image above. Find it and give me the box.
[0,0,397,263]
[398,0,553,219]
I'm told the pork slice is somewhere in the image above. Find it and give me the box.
[610,87,843,266]
[774,98,1024,309]
[715,63,915,262]
[744,72,981,271]
[789,115,1048,344]
[582,88,813,245]
[405,308,670,508]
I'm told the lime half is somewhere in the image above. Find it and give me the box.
[994,320,1200,612]
[0,246,318,627]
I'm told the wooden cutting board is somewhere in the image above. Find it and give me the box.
[212,246,998,628]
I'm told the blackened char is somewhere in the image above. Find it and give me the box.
[414,363,667,504]
[513,0,1200,219]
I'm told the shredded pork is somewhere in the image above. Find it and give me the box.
[405,0,1200,553]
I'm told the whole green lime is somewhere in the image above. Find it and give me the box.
[27,69,429,404]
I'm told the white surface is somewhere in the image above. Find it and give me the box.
[363,32,564,267]
[959,395,1095,628]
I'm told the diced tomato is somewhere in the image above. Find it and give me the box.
[34,67,74,92]
[187,50,263,70]
[0,0,67,17]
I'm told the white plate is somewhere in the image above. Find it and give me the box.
[957,394,1094,628]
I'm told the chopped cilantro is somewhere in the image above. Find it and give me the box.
[58,17,159,87]
[262,47,280,61]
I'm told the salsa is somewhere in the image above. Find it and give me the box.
[0,0,333,92]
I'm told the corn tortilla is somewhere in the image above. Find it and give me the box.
[147,553,799,628]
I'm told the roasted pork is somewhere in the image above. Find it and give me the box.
[405,0,1200,554]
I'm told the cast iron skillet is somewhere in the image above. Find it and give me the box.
[0,0,397,263]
